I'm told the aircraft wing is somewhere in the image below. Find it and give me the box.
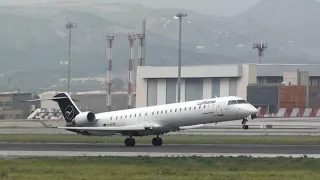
[179,124,205,130]
[56,124,161,132]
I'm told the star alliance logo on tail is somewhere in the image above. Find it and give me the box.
[65,105,74,120]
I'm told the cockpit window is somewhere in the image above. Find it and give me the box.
[236,100,247,104]
[228,100,237,105]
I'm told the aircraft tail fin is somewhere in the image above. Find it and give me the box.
[22,92,81,123]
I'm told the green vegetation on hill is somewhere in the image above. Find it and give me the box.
[0,156,319,180]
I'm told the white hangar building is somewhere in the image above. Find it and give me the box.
[135,63,320,108]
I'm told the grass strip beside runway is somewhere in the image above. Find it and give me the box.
[0,134,320,145]
[0,156,319,180]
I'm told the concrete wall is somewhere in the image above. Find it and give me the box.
[39,91,129,112]
[0,93,37,119]
[247,84,279,107]
[39,91,60,109]
[12,93,34,119]
[136,64,257,107]
[308,86,320,108]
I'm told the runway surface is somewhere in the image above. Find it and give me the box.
[1,128,320,136]
[0,143,320,158]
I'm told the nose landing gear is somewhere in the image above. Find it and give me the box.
[242,118,249,130]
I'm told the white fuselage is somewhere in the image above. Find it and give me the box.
[83,96,257,136]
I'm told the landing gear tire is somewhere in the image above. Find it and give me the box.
[242,118,249,130]
[125,138,136,147]
[152,138,163,146]
[242,125,249,130]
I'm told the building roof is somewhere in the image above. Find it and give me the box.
[257,64,320,77]
[139,63,320,77]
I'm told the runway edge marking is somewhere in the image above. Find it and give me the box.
[0,151,320,158]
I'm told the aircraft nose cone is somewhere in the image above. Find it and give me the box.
[249,106,258,115]
[239,105,258,116]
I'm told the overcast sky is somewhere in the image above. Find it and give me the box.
[0,0,263,17]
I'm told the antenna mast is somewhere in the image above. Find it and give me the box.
[253,40,268,64]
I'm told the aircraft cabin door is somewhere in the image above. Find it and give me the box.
[143,113,148,122]
[215,102,224,116]
[138,113,142,122]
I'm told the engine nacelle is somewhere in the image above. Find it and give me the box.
[72,111,96,126]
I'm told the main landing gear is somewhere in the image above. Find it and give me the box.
[124,135,163,147]
[242,118,249,130]
[152,135,163,146]
[125,137,136,147]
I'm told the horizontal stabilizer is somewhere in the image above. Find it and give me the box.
[21,97,68,102]
[21,97,79,102]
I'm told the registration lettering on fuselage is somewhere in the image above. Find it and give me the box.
[106,123,116,127]
[197,100,216,106]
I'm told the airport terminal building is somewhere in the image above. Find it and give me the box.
[135,63,320,108]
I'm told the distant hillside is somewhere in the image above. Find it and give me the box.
[0,0,320,92]
[228,0,320,57]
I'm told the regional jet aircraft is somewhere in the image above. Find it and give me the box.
[22,93,258,147]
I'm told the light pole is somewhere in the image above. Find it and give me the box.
[176,13,187,103]
[65,22,76,93]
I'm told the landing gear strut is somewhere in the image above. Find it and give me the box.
[152,134,163,146]
[125,137,136,147]
[242,118,249,130]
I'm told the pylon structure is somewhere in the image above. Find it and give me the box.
[253,40,268,64]
[124,33,137,109]
[137,19,146,66]
[136,33,145,66]
[105,33,116,112]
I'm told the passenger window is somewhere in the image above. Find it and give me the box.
[175,109,177,112]
[170,109,172,113]
[204,105,206,108]
[165,110,167,113]
[157,111,159,114]
[199,106,201,109]
[116,116,118,120]
[145,113,147,116]
[189,107,191,110]
[130,115,132,118]
[194,106,196,110]
[134,114,136,117]
[161,110,163,114]
[120,116,122,119]
[152,112,154,115]
[139,114,141,116]
[228,100,237,105]
[180,108,182,111]
[125,115,127,118]
[184,108,187,111]
[110,117,112,120]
